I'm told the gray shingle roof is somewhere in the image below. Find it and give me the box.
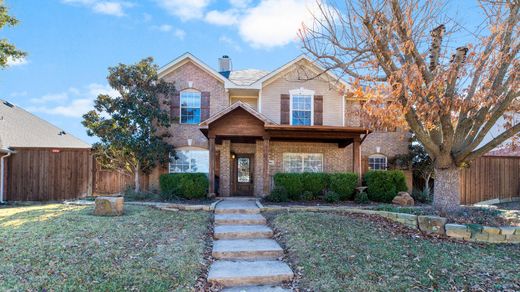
[0,100,91,149]
[228,69,269,86]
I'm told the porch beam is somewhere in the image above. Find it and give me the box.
[208,137,216,196]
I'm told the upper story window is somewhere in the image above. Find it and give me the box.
[180,91,201,124]
[169,149,209,173]
[290,88,314,126]
[283,153,323,173]
[368,154,387,170]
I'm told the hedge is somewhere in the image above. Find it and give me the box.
[273,173,303,200]
[329,173,358,200]
[364,170,408,203]
[159,173,208,200]
[273,172,358,201]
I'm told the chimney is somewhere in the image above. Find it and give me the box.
[218,55,232,73]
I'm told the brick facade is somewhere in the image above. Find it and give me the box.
[149,56,410,197]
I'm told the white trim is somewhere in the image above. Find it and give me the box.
[258,88,262,113]
[342,95,345,126]
[368,153,388,170]
[289,88,314,126]
[0,151,13,203]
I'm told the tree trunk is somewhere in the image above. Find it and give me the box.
[134,162,140,193]
[433,167,460,213]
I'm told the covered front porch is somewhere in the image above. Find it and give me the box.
[200,102,370,197]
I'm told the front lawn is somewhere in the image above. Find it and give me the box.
[0,204,210,291]
[269,212,520,291]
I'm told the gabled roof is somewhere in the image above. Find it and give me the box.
[0,100,91,149]
[158,53,349,91]
[158,52,229,84]
[199,101,276,127]
[251,54,349,89]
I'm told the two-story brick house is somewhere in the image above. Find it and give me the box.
[149,53,409,197]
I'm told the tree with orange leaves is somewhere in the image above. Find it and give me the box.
[300,0,519,212]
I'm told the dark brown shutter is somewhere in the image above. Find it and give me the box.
[171,91,180,122]
[201,91,210,122]
[314,95,323,126]
[280,94,290,124]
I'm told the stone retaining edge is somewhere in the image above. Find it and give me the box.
[260,205,520,244]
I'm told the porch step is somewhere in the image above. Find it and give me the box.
[215,214,267,225]
[222,285,292,292]
[208,260,294,287]
[213,239,284,260]
[215,200,260,214]
[214,225,273,239]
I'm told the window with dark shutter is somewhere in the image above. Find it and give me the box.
[201,91,210,122]
[280,94,290,124]
[314,95,323,126]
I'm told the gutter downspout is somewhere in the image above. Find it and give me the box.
[1,150,13,203]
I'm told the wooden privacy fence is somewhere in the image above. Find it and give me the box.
[460,156,520,205]
[6,148,92,201]
[93,169,134,195]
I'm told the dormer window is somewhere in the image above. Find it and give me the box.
[180,90,201,124]
[290,88,314,126]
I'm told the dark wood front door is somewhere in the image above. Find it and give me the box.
[233,154,254,196]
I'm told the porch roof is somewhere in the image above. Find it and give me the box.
[199,103,371,147]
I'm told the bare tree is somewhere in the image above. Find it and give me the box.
[300,0,519,212]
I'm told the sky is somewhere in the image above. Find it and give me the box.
[0,0,483,145]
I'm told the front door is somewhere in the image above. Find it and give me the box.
[234,154,254,196]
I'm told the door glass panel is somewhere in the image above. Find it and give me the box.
[237,158,250,183]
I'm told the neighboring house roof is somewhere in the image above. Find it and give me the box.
[0,100,91,149]
[486,146,520,157]
[199,101,276,127]
[228,69,269,86]
[158,53,349,91]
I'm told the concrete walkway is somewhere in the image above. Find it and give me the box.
[208,199,294,291]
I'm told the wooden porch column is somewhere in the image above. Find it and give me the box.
[208,137,216,196]
[353,138,362,185]
[263,137,270,195]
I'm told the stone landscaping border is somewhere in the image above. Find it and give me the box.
[66,199,221,212]
[473,197,520,207]
[260,204,520,244]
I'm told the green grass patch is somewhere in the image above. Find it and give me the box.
[270,212,520,291]
[0,204,210,291]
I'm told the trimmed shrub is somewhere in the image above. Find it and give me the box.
[300,190,315,201]
[329,173,358,200]
[324,191,340,203]
[364,170,408,203]
[354,191,370,204]
[159,173,208,200]
[273,173,303,200]
[301,173,328,196]
[266,186,289,202]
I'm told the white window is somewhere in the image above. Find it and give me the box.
[290,88,314,126]
[169,150,209,173]
[368,154,387,170]
[283,153,323,173]
[180,91,201,124]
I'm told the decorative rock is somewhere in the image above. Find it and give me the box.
[482,226,501,235]
[94,196,124,216]
[394,213,418,229]
[417,216,448,235]
[486,234,507,243]
[499,226,517,235]
[445,224,471,240]
[392,192,414,206]
[506,234,520,243]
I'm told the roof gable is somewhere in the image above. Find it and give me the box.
[199,101,276,127]
[158,52,229,84]
[253,55,349,90]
